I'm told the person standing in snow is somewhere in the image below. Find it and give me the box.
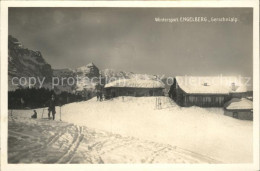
[48,94,56,120]
[99,85,104,101]
[99,91,103,101]
[96,91,100,101]
[95,83,102,101]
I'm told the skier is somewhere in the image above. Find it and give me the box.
[31,110,37,119]
[48,94,56,120]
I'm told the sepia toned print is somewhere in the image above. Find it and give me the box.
[6,7,255,165]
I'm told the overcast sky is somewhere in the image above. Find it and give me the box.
[9,8,253,77]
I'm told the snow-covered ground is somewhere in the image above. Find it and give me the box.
[61,96,252,163]
[8,109,218,164]
[8,96,252,163]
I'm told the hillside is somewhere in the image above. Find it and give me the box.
[60,96,252,163]
[8,35,53,90]
[8,110,218,163]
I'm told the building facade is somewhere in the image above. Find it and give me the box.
[224,98,253,120]
[169,76,248,107]
[104,79,165,99]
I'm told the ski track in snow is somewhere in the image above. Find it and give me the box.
[56,126,84,163]
[8,96,252,163]
[8,110,220,164]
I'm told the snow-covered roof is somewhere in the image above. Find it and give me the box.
[104,79,165,88]
[224,98,253,110]
[176,76,248,95]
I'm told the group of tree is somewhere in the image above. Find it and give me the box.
[8,87,84,109]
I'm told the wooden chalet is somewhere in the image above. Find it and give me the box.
[169,76,248,107]
[224,98,253,120]
[104,79,165,99]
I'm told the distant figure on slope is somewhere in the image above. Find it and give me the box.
[96,91,100,101]
[99,91,103,101]
[31,110,37,119]
[95,83,103,101]
[48,94,56,120]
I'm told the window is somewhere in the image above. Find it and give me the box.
[215,96,224,104]
[202,97,211,103]
[149,90,153,96]
[189,96,195,102]
[233,112,238,118]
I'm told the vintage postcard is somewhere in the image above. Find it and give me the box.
[0,1,259,171]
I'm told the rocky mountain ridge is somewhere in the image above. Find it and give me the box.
[8,35,53,91]
[8,35,160,94]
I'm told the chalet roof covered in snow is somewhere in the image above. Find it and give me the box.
[224,98,253,110]
[104,79,165,88]
[175,76,247,95]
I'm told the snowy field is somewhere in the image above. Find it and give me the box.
[8,111,217,164]
[8,96,252,163]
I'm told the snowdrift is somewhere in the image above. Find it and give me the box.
[60,96,252,163]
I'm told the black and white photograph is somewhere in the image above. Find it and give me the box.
[0,1,259,171]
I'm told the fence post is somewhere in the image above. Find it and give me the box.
[60,106,62,121]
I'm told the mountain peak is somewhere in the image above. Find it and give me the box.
[9,35,23,49]
[86,62,95,67]
[75,62,100,78]
[77,62,98,71]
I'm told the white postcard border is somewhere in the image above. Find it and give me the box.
[1,1,259,171]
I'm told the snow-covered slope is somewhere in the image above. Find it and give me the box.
[9,109,219,163]
[61,96,252,163]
